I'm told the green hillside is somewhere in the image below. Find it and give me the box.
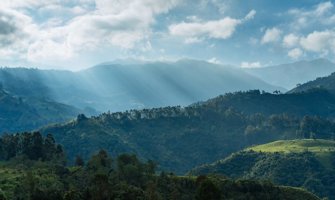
[0,133,320,200]
[190,139,335,199]
[289,71,335,94]
[0,89,82,134]
[40,90,335,174]
[248,139,335,153]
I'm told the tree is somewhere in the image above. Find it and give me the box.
[44,134,56,160]
[75,155,85,167]
[196,179,221,200]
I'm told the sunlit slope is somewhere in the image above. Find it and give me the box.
[190,139,335,199]
[248,139,335,153]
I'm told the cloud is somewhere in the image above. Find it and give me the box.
[283,33,299,48]
[0,0,181,65]
[169,18,241,39]
[0,9,32,46]
[299,30,335,53]
[261,27,282,44]
[169,10,256,42]
[1,0,57,9]
[288,1,335,29]
[315,1,333,16]
[244,10,256,21]
[208,57,221,64]
[288,48,303,59]
[281,30,335,59]
[241,61,261,68]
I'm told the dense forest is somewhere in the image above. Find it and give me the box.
[190,139,335,199]
[0,132,320,200]
[39,89,335,173]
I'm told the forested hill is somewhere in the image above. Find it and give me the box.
[41,89,335,174]
[190,139,335,200]
[0,133,320,200]
[289,71,335,94]
[0,88,81,134]
[201,89,335,117]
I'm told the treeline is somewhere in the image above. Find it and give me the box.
[0,132,65,161]
[191,150,335,199]
[41,90,335,174]
[0,133,319,200]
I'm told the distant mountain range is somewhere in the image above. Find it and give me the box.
[244,59,335,90]
[0,58,335,135]
[0,60,282,113]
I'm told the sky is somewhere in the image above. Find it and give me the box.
[0,0,335,70]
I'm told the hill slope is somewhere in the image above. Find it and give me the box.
[244,59,335,90]
[0,132,320,200]
[190,139,335,199]
[40,90,335,174]
[289,71,335,94]
[0,89,81,134]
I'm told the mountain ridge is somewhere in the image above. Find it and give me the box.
[244,58,335,90]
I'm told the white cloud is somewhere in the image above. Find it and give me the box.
[244,10,256,21]
[261,27,282,44]
[208,57,221,64]
[241,61,261,68]
[0,0,181,65]
[169,18,241,39]
[288,1,335,29]
[315,1,333,16]
[169,10,255,41]
[283,33,299,48]
[288,48,303,59]
[282,30,335,58]
[1,0,59,9]
[299,30,335,53]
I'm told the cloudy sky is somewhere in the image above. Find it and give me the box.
[0,0,335,70]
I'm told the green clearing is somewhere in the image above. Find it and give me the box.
[248,139,335,169]
[248,139,335,153]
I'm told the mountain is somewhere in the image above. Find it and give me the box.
[0,132,320,200]
[0,88,82,134]
[244,59,335,90]
[190,139,335,200]
[77,59,284,111]
[0,60,283,112]
[40,89,335,174]
[289,71,335,94]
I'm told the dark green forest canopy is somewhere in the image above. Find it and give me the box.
[0,133,321,200]
[39,89,335,174]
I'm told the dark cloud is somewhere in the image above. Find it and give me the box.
[0,20,17,35]
[0,11,18,36]
[0,12,24,46]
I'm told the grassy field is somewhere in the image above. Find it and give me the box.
[248,139,335,153]
[248,139,335,169]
